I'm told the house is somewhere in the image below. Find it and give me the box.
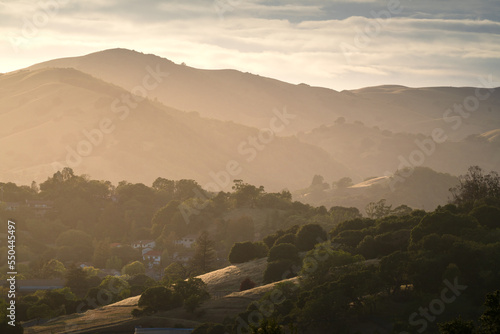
[2,202,22,211]
[141,247,154,256]
[131,240,156,249]
[26,200,54,216]
[174,235,197,248]
[172,251,192,264]
[143,250,161,267]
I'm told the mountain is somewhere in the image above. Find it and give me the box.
[29,49,500,139]
[0,67,347,189]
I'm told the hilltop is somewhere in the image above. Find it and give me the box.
[29,49,500,139]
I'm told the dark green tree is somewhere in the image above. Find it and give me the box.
[190,231,216,275]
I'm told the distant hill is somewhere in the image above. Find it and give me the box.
[298,121,500,180]
[29,49,500,139]
[0,67,347,190]
[294,167,459,212]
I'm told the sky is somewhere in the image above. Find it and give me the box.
[1,0,499,90]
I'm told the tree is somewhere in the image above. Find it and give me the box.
[164,262,187,283]
[309,175,329,192]
[106,256,123,270]
[391,204,413,217]
[98,276,130,303]
[438,317,475,334]
[92,240,111,268]
[365,199,392,219]
[273,233,296,247]
[56,229,93,262]
[41,259,66,278]
[480,290,500,334]
[268,243,300,264]
[138,286,182,312]
[64,266,89,298]
[263,260,298,284]
[450,166,500,207]
[295,224,327,252]
[174,277,210,313]
[329,206,362,225]
[232,180,265,207]
[333,177,353,190]
[190,231,216,274]
[151,200,182,236]
[470,205,500,229]
[228,241,268,264]
[122,261,145,276]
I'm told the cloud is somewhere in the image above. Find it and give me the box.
[0,0,498,90]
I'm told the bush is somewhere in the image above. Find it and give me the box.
[268,243,300,263]
[121,261,145,276]
[240,277,256,291]
[263,260,298,284]
[138,286,182,312]
[174,277,210,301]
[229,241,268,264]
[273,233,296,247]
[253,241,269,258]
[296,224,327,251]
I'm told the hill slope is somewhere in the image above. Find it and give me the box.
[0,67,347,189]
[29,49,500,139]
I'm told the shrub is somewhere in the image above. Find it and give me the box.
[229,241,268,264]
[138,286,181,312]
[121,261,145,276]
[263,260,298,284]
[273,233,296,247]
[268,243,300,263]
[296,224,327,251]
[240,277,256,291]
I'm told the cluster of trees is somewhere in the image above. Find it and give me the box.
[1,169,316,281]
[133,277,209,316]
[192,166,500,333]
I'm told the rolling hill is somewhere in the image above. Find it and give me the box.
[0,67,347,190]
[29,49,500,139]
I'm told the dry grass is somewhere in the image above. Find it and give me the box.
[23,257,280,333]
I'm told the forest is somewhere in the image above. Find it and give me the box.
[0,166,499,333]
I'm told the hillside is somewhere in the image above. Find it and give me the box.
[23,258,288,334]
[298,122,500,179]
[295,167,459,211]
[29,49,500,139]
[0,67,347,190]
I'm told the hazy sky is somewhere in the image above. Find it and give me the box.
[1,0,499,90]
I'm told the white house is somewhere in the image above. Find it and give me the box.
[131,240,156,249]
[172,252,191,264]
[143,250,161,267]
[174,235,197,248]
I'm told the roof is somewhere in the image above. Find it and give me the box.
[144,250,161,256]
